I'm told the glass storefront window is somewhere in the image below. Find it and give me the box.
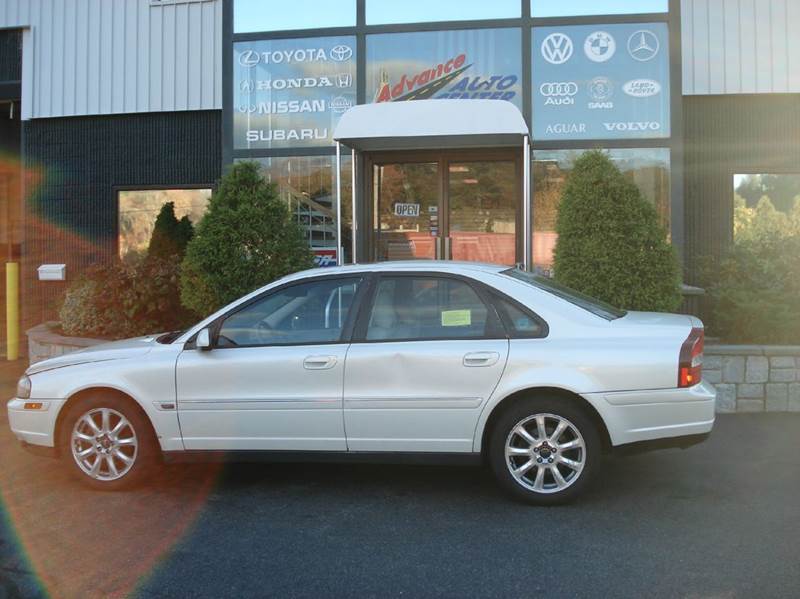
[244,156,353,266]
[532,148,670,273]
[234,0,356,33]
[366,0,520,25]
[233,36,356,150]
[532,1,668,17]
[532,23,670,140]
[118,188,212,258]
[733,174,800,242]
[367,28,522,109]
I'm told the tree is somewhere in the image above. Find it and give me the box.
[148,201,194,261]
[180,161,314,316]
[553,150,681,312]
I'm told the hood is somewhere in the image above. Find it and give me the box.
[27,335,160,375]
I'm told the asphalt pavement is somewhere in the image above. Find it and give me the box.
[1,363,798,598]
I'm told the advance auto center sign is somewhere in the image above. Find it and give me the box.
[367,28,522,108]
[532,23,670,140]
[233,36,356,149]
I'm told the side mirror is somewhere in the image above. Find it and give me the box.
[196,328,212,351]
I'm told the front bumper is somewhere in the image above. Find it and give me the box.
[6,397,64,448]
[583,380,717,447]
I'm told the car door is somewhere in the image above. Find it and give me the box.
[343,273,509,453]
[175,275,365,451]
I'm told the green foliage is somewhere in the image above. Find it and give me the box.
[59,255,195,339]
[553,150,681,312]
[180,161,313,316]
[148,201,194,261]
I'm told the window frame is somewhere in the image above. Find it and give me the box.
[488,290,549,339]
[351,271,507,344]
[191,274,371,350]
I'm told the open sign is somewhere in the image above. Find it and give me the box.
[394,203,420,217]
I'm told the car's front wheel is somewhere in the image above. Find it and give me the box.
[489,397,600,505]
[59,393,158,490]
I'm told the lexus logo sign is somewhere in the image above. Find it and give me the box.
[541,33,573,65]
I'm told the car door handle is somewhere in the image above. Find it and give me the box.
[463,352,500,367]
[303,355,337,370]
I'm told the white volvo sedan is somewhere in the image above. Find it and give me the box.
[7,262,715,504]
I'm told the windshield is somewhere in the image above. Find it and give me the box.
[502,268,627,321]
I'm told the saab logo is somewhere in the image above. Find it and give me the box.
[541,33,573,65]
[330,96,352,113]
[313,248,338,268]
[545,123,586,135]
[330,45,353,62]
[603,121,661,132]
[627,31,660,62]
[623,78,661,97]
[394,203,420,217]
[584,31,616,63]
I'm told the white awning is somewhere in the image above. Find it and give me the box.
[333,99,529,151]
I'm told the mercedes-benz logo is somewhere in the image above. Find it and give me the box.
[330,45,353,62]
[541,33,573,65]
[628,30,660,62]
[238,50,259,68]
[584,31,616,63]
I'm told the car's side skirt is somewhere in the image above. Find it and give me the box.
[162,449,483,466]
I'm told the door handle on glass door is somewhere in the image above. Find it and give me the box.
[463,352,500,367]
[303,355,337,370]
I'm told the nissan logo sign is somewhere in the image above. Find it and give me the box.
[539,82,578,97]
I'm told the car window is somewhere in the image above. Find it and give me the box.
[366,276,492,341]
[217,277,361,347]
[493,295,546,338]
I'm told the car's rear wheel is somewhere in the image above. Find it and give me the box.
[59,393,158,490]
[489,397,600,505]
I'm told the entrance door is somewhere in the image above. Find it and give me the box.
[369,151,519,265]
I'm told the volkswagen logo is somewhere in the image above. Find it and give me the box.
[584,31,616,63]
[330,45,353,62]
[238,50,260,68]
[588,77,613,101]
[539,82,578,97]
[628,30,660,61]
[541,33,573,65]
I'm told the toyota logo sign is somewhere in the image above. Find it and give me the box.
[330,45,353,62]
[539,82,578,97]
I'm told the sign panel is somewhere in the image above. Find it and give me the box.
[313,248,338,267]
[367,28,522,109]
[394,203,420,217]
[233,36,357,149]
[532,23,670,140]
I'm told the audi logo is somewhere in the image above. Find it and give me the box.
[539,82,578,97]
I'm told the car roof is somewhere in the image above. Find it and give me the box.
[286,260,510,280]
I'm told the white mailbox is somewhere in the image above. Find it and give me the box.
[37,264,66,281]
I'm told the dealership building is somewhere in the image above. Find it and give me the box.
[0,0,798,350]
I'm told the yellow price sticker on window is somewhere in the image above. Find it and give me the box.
[441,309,472,327]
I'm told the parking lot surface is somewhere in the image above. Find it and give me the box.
[1,371,798,598]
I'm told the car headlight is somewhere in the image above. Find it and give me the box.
[17,375,31,399]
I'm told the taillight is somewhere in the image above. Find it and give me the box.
[678,327,704,388]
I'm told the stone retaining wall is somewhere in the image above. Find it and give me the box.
[705,345,800,413]
[27,322,105,364]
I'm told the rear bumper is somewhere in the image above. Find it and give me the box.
[583,380,716,447]
[6,397,63,448]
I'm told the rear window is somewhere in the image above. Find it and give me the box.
[502,268,626,321]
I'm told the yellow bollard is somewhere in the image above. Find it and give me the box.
[6,262,19,361]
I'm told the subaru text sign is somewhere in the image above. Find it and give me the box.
[532,23,670,140]
[233,36,356,149]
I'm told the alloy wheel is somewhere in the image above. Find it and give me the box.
[70,407,138,481]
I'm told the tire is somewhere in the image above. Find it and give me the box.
[489,397,600,506]
[59,392,159,491]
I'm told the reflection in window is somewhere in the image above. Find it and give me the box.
[532,0,668,17]
[532,149,670,273]
[244,156,353,266]
[367,0,520,25]
[733,174,800,242]
[234,0,356,33]
[118,188,212,258]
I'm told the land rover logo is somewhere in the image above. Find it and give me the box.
[541,33,573,65]
[330,45,353,62]
[623,79,661,97]
[238,50,259,68]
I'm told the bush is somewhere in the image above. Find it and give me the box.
[148,201,194,261]
[59,256,195,339]
[180,161,313,316]
[553,150,681,312]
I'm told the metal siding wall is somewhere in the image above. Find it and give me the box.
[682,0,800,94]
[0,0,223,118]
